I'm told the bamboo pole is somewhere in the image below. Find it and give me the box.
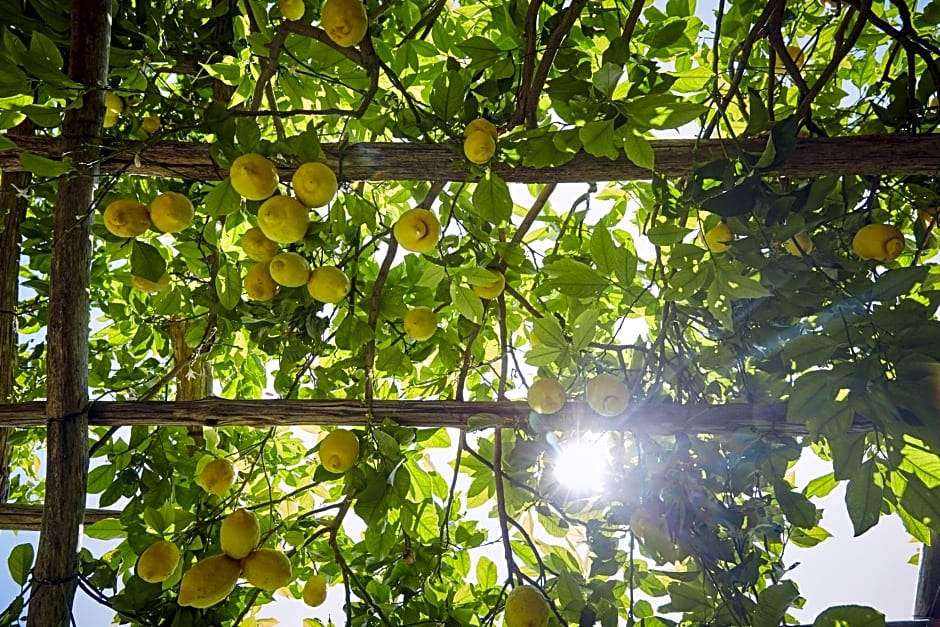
[0,135,939,183]
[27,0,111,623]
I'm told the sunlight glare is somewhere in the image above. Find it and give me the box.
[553,435,609,494]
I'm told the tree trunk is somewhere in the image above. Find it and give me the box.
[0,121,32,502]
[916,531,940,624]
[26,0,111,624]
[1,135,939,182]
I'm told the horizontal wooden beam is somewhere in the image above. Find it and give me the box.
[0,399,873,435]
[0,504,116,531]
[1,134,938,183]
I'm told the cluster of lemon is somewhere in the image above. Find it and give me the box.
[134,430,360,610]
[102,191,195,292]
[103,91,161,133]
[525,372,630,418]
[702,219,912,262]
[463,118,498,165]
[277,0,368,48]
[228,153,352,305]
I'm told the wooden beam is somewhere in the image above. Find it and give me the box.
[0,399,874,435]
[27,0,111,624]
[0,504,117,532]
[1,135,939,183]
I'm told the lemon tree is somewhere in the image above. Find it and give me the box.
[1,0,939,626]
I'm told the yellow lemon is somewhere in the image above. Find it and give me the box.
[137,540,180,583]
[471,269,505,300]
[178,554,242,608]
[132,272,170,294]
[279,0,306,20]
[302,573,328,607]
[221,508,261,560]
[321,0,369,47]
[585,373,630,417]
[852,223,905,261]
[527,378,566,415]
[269,252,311,287]
[783,232,814,256]
[703,223,733,253]
[230,153,280,201]
[244,262,279,301]
[196,458,237,496]
[104,91,123,114]
[240,226,279,262]
[292,162,338,208]
[464,130,496,164]
[257,195,309,244]
[464,118,498,142]
[242,548,292,592]
[103,109,120,128]
[141,115,161,134]
[307,266,351,303]
[149,191,194,233]
[504,584,550,627]
[775,45,804,75]
[404,306,437,341]
[318,429,359,473]
[393,208,441,253]
[104,199,151,238]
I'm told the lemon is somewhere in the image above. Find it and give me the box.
[585,373,630,417]
[852,223,905,261]
[527,378,566,415]
[230,153,280,201]
[404,306,437,341]
[244,262,279,301]
[242,548,292,591]
[279,0,306,20]
[269,252,311,287]
[307,266,351,303]
[464,118,498,142]
[104,91,124,114]
[292,162,338,208]
[104,199,151,238]
[504,584,549,627]
[241,226,279,262]
[221,508,261,560]
[137,540,180,583]
[775,45,804,75]
[318,429,359,473]
[257,196,309,244]
[103,110,120,128]
[464,130,496,164]
[471,269,505,300]
[178,554,242,608]
[783,232,814,257]
[149,192,194,233]
[393,208,441,253]
[321,0,369,47]
[703,223,733,253]
[141,115,161,134]
[132,272,170,294]
[196,458,237,496]
[302,573,328,607]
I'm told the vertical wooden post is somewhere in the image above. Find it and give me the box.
[26,0,111,624]
[0,122,32,502]
[916,533,940,624]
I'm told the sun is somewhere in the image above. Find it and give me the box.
[552,433,609,494]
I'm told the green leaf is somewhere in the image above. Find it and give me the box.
[0,134,19,151]
[744,88,770,136]
[592,63,622,98]
[543,258,609,297]
[204,179,241,217]
[374,429,401,460]
[19,151,71,177]
[7,543,33,587]
[751,581,800,627]
[84,518,126,540]
[900,445,940,488]
[774,482,818,529]
[429,72,469,119]
[215,261,241,310]
[899,474,940,527]
[571,308,599,351]
[472,173,512,224]
[450,283,483,322]
[845,461,883,536]
[621,128,655,170]
[869,266,928,301]
[579,120,619,160]
[804,472,838,498]
[812,605,885,627]
[647,223,692,246]
[789,525,832,548]
[87,463,114,494]
[532,315,566,348]
[130,241,166,282]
